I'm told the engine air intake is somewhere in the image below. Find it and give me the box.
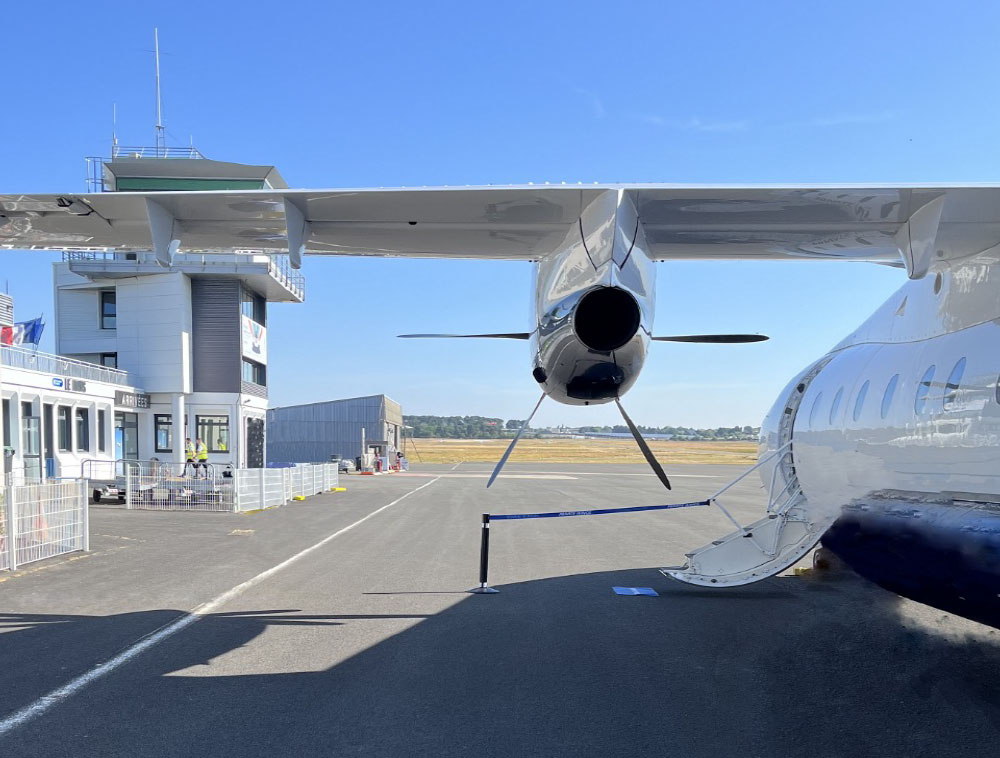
[574,287,641,352]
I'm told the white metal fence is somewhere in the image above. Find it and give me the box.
[123,463,338,513]
[1,480,88,570]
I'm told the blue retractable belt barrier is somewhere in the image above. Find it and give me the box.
[467,500,710,595]
[489,500,709,521]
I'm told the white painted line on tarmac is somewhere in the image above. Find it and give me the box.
[0,476,442,739]
[398,473,577,480]
[527,472,726,478]
[413,470,725,479]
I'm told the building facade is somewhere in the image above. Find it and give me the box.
[266,395,403,467]
[1,150,306,480]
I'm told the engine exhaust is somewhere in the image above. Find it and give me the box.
[573,286,641,352]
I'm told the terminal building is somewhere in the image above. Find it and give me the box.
[1,148,306,482]
[266,395,403,467]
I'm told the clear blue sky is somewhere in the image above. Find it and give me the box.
[3,1,998,428]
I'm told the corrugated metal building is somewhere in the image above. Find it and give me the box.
[266,395,403,465]
[0,294,13,327]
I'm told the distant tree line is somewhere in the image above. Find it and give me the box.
[404,416,758,440]
[404,415,510,439]
[576,425,758,440]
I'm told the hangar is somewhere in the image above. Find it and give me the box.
[266,395,403,470]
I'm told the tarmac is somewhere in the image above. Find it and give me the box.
[2,462,1000,757]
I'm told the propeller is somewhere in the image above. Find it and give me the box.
[614,397,672,490]
[652,334,768,343]
[487,393,545,488]
[398,333,530,339]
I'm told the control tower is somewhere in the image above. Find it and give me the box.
[53,146,304,469]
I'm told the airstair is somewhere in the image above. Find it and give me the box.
[663,355,837,587]
[661,443,836,586]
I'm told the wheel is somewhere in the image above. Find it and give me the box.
[813,546,845,573]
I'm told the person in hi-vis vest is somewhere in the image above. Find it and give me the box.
[195,438,209,479]
[184,438,196,477]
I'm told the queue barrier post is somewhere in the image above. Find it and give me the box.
[465,500,710,595]
[467,513,499,594]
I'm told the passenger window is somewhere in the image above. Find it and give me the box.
[808,392,824,428]
[914,365,935,415]
[829,387,844,425]
[853,380,870,422]
[881,374,899,419]
[943,358,966,409]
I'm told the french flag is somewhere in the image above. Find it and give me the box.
[0,317,44,346]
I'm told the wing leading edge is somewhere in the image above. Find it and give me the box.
[3,184,999,275]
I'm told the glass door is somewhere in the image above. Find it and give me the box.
[21,415,41,482]
[114,412,138,460]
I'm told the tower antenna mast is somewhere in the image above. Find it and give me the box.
[154,28,165,156]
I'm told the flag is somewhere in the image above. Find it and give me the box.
[0,317,44,346]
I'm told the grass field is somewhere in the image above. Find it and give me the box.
[402,437,758,465]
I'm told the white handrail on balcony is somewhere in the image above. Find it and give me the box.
[63,250,306,298]
[0,344,133,387]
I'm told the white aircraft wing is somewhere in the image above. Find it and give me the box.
[3,184,998,276]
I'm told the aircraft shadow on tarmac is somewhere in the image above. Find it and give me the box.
[3,569,1000,758]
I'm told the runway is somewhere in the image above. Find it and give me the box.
[2,463,999,757]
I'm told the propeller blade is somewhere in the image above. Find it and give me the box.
[487,393,545,488]
[652,334,768,343]
[614,397,672,490]
[398,333,531,339]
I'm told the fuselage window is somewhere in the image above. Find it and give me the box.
[829,387,844,425]
[914,365,936,415]
[881,374,899,420]
[943,358,966,409]
[852,381,870,422]
[808,392,824,428]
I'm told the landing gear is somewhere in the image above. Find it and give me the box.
[812,546,845,573]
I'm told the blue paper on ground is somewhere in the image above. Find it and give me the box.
[612,586,659,596]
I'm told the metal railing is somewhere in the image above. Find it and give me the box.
[112,146,205,160]
[122,462,337,513]
[62,250,305,299]
[704,442,802,556]
[1,480,88,570]
[125,462,233,512]
[1,344,133,387]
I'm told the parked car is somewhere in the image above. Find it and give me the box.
[338,458,355,473]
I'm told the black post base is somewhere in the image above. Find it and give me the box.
[467,585,500,594]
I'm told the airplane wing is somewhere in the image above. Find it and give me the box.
[3,184,997,277]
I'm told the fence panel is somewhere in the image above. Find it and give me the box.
[263,470,285,508]
[1,480,88,571]
[235,470,262,512]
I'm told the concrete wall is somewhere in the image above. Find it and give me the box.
[116,274,192,394]
[54,266,193,394]
[53,267,117,356]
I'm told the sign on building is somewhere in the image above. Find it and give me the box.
[241,315,267,365]
[115,390,152,409]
